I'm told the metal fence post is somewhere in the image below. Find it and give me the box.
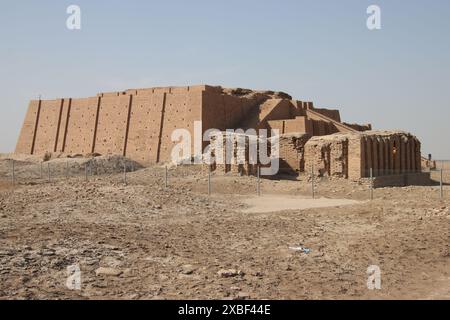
[370,168,374,200]
[165,166,168,188]
[40,162,43,180]
[257,165,261,196]
[123,163,127,185]
[66,161,69,179]
[311,164,315,199]
[11,159,15,186]
[47,163,51,183]
[440,168,443,199]
[208,166,211,196]
[85,163,88,182]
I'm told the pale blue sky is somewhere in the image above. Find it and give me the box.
[1,0,449,158]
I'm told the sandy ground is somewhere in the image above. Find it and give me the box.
[242,195,360,213]
[0,155,449,300]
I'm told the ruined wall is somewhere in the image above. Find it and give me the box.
[204,132,257,176]
[360,131,421,177]
[304,135,350,178]
[201,87,263,131]
[303,131,422,179]
[267,116,314,135]
[278,133,311,174]
[311,108,341,122]
[343,122,372,132]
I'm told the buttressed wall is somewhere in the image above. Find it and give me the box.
[15,84,423,180]
[16,86,208,164]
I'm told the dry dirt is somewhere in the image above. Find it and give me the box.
[0,155,449,300]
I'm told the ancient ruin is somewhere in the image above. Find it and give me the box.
[15,85,427,182]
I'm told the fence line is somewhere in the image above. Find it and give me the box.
[165,166,168,188]
[2,162,448,200]
[257,166,261,196]
[207,166,211,196]
[370,168,374,201]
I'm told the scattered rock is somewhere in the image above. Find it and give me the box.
[180,264,196,275]
[95,267,123,277]
[236,292,251,300]
[218,269,244,278]
[40,249,56,256]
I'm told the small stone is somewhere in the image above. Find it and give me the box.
[95,267,123,277]
[41,249,56,256]
[180,264,196,275]
[236,292,251,299]
[218,269,244,278]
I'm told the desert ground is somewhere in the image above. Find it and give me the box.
[0,154,449,300]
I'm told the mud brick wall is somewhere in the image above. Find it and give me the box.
[55,98,72,153]
[304,135,349,178]
[94,94,131,156]
[360,131,421,177]
[289,100,307,117]
[205,132,269,176]
[15,100,42,154]
[160,89,189,162]
[343,122,372,132]
[259,100,293,124]
[201,87,263,132]
[62,97,100,155]
[311,108,341,122]
[278,133,311,174]
[347,135,364,180]
[303,131,422,179]
[15,86,211,164]
[126,91,164,163]
[267,117,313,135]
[32,99,65,155]
[311,119,337,136]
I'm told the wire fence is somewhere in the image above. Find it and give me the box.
[1,159,138,186]
[1,159,449,201]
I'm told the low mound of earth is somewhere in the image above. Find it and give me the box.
[0,153,142,180]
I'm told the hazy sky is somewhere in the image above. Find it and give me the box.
[1,0,449,158]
